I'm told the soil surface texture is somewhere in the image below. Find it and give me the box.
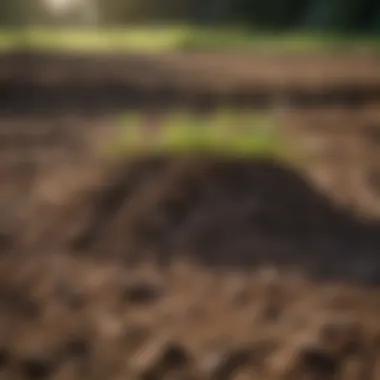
[0,52,380,380]
[1,51,380,112]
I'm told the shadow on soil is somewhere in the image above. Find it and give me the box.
[49,155,380,287]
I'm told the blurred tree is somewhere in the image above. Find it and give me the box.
[372,5,380,31]
[230,0,312,29]
[0,0,379,33]
[0,0,52,26]
[301,0,379,31]
[94,0,192,24]
[230,0,380,31]
[0,0,30,26]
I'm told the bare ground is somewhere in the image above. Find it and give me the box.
[1,52,380,379]
[1,51,380,111]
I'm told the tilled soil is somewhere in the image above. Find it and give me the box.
[1,52,380,379]
[1,253,380,380]
[1,51,380,111]
[0,112,379,379]
[1,123,380,380]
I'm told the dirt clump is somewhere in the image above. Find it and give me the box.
[35,154,379,286]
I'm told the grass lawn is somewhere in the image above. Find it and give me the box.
[0,26,379,53]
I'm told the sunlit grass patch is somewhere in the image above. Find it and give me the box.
[0,26,378,53]
[0,26,190,52]
[103,109,297,161]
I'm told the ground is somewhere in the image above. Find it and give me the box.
[0,50,380,379]
[1,51,380,111]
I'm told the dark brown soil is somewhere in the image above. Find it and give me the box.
[36,154,377,286]
[1,116,380,379]
[1,52,380,379]
[1,51,380,112]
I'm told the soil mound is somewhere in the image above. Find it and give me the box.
[53,155,380,285]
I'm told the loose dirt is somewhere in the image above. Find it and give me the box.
[1,52,380,380]
[1,51,380,112]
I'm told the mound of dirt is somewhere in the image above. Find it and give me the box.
[39,154,380,286]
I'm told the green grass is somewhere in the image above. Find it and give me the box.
[0,26,189,52]
[103,110,298,161]
[0,26,379,53]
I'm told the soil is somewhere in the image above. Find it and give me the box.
[1,51,380,111]
[0,52,380,379]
